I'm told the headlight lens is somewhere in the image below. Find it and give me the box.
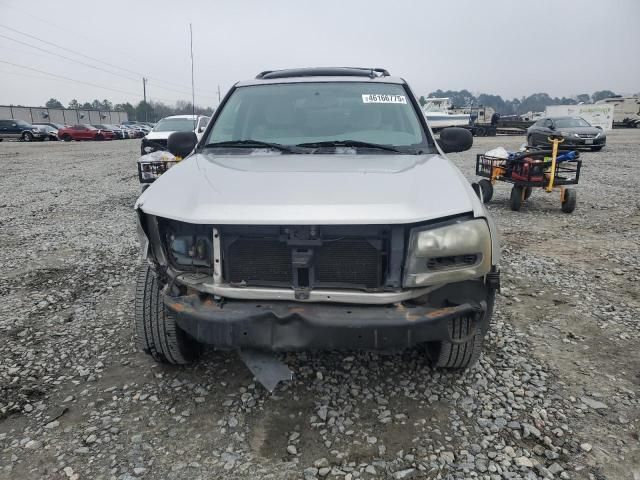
[159,219,213,268]
[138,160,178,181]
[403,219,492,287]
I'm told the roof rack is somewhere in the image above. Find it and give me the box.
[255,67,391,80]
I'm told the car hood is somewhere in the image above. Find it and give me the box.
[560,126,603,135]
[145,131,174,140]
[136,152,482,225]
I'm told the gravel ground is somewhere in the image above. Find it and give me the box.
[0,132,638,480]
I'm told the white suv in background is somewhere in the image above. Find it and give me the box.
[140,114,210,155]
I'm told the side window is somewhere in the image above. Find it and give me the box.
[0,120,7,127]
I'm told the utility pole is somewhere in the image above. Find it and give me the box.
[189,24,195,118]
[142,77,148,121]
[217,85,221,104]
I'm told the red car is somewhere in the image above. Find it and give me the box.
[57,124,114,141]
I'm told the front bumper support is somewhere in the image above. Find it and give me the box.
[164,294,488,351]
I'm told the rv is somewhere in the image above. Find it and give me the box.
[595,96,640,128]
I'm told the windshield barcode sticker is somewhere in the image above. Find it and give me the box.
[362,94,407,104]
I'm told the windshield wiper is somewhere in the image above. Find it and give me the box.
[295,140,402,153]
[203,139,299,153]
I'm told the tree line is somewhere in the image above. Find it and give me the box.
[418,90,619,115]
[43,98,214,122]
[42,88,624,121]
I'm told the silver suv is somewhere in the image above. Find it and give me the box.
[134,68,500,369]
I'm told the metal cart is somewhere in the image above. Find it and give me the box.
[474,137,582,213]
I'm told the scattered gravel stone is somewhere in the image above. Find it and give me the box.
[392,468,416,479]
[24,440,42,449]
[515,456,534,468]
[581,397,609,410]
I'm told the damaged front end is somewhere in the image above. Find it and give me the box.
[135,211,498,351]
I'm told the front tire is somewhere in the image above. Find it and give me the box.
[61,134,72,142]
[22,132,33,142]
[428,291,495,369]
[134,264,200,364]
[478,179,493,203]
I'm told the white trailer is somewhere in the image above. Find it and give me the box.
[595,96,640,128]
[545,104,614,130]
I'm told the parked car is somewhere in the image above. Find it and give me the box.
[57,124,114,141]
[32,124,59,141]
[140,114,209,155]
[38,122,66,130]
[114,125,132,139]
[93,124,127,140]
[114,124,133,138]
[122,124,146,138]
[527,116,606,151]
[134,67,500,371]
[0,119,49,142]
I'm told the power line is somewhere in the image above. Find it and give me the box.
[0,59,144,98]
[0,33,140,82]
[0,28,218,101]
[0,60,199,106]
[0,22,219,99]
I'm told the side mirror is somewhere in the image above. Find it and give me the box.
[167,131,197,158]
[198,126,204,133]
[437,127,473,153]
[548,124,555,130]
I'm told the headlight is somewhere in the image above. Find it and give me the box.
[159,219,213,268]
[138,160,178,181]
[559,131,571,137]
[403,219,492,287]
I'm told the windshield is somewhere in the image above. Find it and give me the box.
[555,117,591,128]
[153,118,195,132]
[206,82,431,153]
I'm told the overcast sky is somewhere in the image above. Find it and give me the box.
[1,0,638,108]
